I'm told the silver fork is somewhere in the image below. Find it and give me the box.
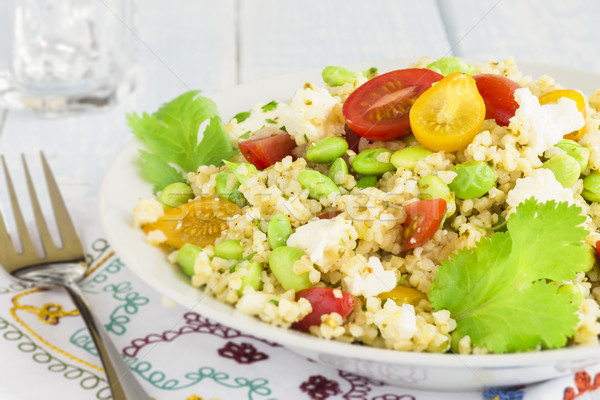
[0,153,150,399]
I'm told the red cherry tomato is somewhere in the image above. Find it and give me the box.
[596,240,600,259]
[344,124,362,153]
[402,199,446,251]
[473,74,521,126]
[238,133,296,169]
[342,69,443,141]
[291,287,355,332]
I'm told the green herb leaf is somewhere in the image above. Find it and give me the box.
[195,117,239,167]
[261,100,278,112]
[128,91,238,192]
[265,118,278,124]
[429,198,589,353]
[240,131,251,139]
[233,111,251,123]
[138,151,185,194]
[229,252,258,272]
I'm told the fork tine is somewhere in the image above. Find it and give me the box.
[22,154,59,258]
[0,206,20,266]
[40,152,84,255]
[1,155,37,255]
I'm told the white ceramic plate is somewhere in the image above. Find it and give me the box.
[99,60,600,391]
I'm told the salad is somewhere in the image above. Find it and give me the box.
[130,57,600,354]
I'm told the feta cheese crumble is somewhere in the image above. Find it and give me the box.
[344,256,397,297]
[509,87,585,155]
[286,218,356,266]
[279,87,345,145]
[506,168,575,209]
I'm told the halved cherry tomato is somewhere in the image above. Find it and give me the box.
[473,74,521,126]
[142,197,241,249]
[292,287,355,332]
[342,68,443,141]
[238,133,296,169]
[595,239,600,259]
[344,124,362,152]
[410,72,485,152]
[539,89,586,140]
[402,198,446,251]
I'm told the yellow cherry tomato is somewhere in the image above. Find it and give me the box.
[142,197,241,249]
[538,89,586,140]
[409,72,485,152]
[378,286,426,306]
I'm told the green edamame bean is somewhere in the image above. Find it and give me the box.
[268,246,311,291]
[555,139,590,173]
[418,175,456,217]
[239,261,263,295]
[322,66,359,87]
[450,330,462,354]
[268,214,292,249]
[223,160,257,184]
[582,171,600,202]
[306,137,349,163]
[390,146,433,171]
[352,148,395,176]
[215,171,246,208]
[557,283,584,307]
[177,243,202,277]
[356,175,378,189]
[449,161,496,200]
[297,170,340,199]
[542,154,581,188]
[159,182,193,209]
[426,57,474,76]
[328,157,349,184]
[215,239,244,260]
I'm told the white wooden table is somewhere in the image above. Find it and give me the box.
[1,1,600,399]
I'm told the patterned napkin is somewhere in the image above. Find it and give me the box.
[0,203,599,400]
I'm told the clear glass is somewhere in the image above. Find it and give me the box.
[0,0,135,116]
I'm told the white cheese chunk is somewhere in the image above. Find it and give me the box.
[278,86,344,145]
[506,168,575,208]
[344,257,397,298]
[286,218,354,266]
[509,87,585,155]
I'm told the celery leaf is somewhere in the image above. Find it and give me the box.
[128,91,238,193]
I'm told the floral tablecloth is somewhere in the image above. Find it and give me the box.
[0,203,599,400]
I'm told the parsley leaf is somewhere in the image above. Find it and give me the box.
[261,100,278,112]
[429,198,589,353]
[128,91,238,193]
[137,151,185,194]
[233,111,251,123]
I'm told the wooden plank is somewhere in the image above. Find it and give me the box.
[437,0,600,70]
[239,0,452,82]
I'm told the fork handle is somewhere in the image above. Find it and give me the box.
[64,282,151,399]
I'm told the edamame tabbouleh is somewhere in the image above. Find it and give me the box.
[131,57,600,354]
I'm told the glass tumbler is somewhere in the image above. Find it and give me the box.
[0,0,135,116]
